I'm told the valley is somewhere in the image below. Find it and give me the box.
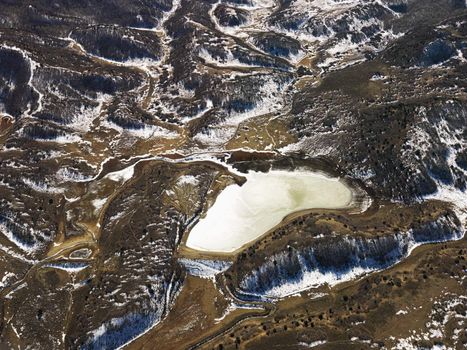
[0,0,465,349]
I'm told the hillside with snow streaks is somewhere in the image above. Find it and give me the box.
[0,0,465,349]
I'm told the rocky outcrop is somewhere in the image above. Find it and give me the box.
[0,47,39,118]
[213,5,249,27]
[71,26,162,62]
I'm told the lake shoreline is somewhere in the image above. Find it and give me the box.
[183,167,369,255]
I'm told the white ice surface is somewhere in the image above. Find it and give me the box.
[186,169,352,252]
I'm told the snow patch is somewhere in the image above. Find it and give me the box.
[179,258,232,278]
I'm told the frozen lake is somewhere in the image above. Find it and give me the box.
[186,170,353,253]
